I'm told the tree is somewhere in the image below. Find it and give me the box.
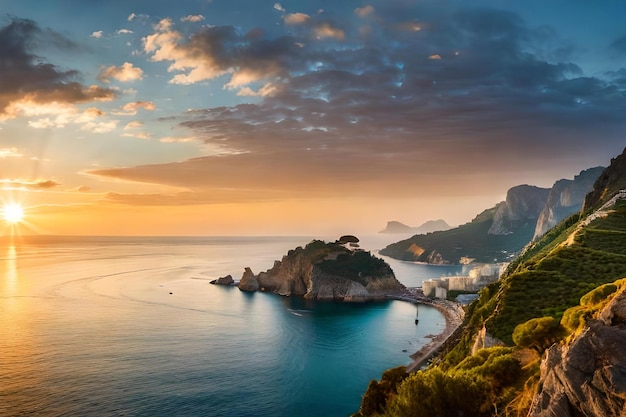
[512,316,563,352]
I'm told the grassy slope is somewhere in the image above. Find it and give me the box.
[354,198,626,417]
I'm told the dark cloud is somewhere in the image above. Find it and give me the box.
[610,35,626,54]
[0,17,115,118]
[94,5,626,203]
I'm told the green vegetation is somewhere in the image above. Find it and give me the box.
[355,367,408,417]
[482,197,626,344]
[299,239,349,262]
[380,206,535,264]
[354,348,527,417]
[356,157,626,417]
[512,317,564,352]
[318,250,391,284]
[294,240,392,285]
[561,279,626,335]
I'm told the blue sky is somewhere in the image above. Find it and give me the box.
[0,0,625,235]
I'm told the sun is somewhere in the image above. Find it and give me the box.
[2,203,24,224]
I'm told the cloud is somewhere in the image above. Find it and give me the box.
[90,6,626,206]
[127,13,150,24]
[21,102,104,128]
[313,22,345,40]
[159,136,196,143]
[0,179,61,189]
[0,148,23,158]
[355,5,375,18]
[115,101,156,116]
[181,15,205,23]
[91,30,103,38]
[98,62,144,83]
[122,131,151,139]
[116,29,134,35]
[143,18,302,87]
[284,13,310,25]
[124,120,144,130]
[0,18,116,120]
[80,120,118,133]
[273,3,285,12]
[610,35,626,55]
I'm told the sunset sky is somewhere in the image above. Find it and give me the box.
[0,0,625,236]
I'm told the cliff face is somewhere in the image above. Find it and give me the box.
[239,239,405,301]
[533,167,604,239]
[488,185,549,235]
[528,288,626,417]
[583,147,626,211]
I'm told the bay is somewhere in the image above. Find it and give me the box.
[0,236,461,416]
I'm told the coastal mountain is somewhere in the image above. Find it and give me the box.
[488,185,549,235]
[380,168,602,264]
[233,238,404,302]
[583,150,626,211]
[379,219,451,234]
[534,166,604,239]
[380,185,546,264]
[354,147,626,417]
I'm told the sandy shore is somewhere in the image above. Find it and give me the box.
[389,288,465,373]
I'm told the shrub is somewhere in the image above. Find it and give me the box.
[512,317,564,352]
[580,283,618,306]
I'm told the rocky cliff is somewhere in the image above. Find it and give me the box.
[533,166,604,239]
[583,147,626,211]
[488,185,549,235]
[528,287,626,417]
[237,239,405,302]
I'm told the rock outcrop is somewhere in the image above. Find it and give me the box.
[528,288,626,417]
[488,185,549,235]
[238,267,259,292]
[583,147,626,211]
[533,166,604,239]
[210,274,235,285]
[237,239,405,301]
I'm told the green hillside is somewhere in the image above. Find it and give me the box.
[354,149,626,417]
[380,205,534,264]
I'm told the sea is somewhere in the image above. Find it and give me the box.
[0,235,463,417]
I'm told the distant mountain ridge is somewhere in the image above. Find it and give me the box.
[379,219,451,234]
[381,167,603,264]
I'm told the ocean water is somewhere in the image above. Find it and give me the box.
[0,236,462,417]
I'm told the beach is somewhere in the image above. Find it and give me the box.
[389,288,466,372]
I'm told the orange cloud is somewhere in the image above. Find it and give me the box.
[284,13,310,25]
[98,62,144,83]
[314,23,345,40]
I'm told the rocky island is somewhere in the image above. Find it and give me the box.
[215,236,405,302]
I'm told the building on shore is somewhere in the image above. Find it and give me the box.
[422,263,507,299]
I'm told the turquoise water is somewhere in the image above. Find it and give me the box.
[0,236,459,416]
